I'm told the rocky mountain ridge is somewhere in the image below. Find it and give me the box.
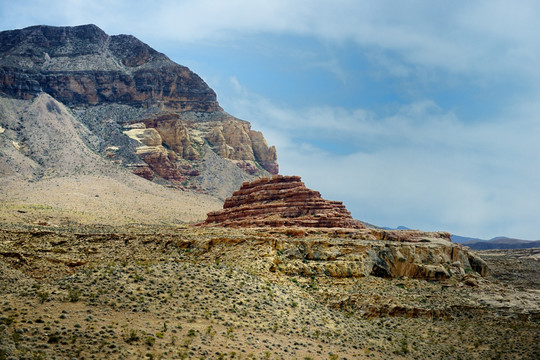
[0,24,219,111]
[0,24,278,198]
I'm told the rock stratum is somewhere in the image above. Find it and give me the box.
[203,175,364,228]
[0,24,218,111]
[0,24,278,200]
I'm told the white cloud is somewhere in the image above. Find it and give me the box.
[2,1,539,239]
[3,0,539,80]
[218,77,540,239]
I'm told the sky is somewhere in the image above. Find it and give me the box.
[1,0,539,239]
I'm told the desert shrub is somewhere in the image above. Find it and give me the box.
[47,333,61,344]
[67,287,81,302]
[123,328,140,344]
[145,335,155,346]
[37,291,50,303]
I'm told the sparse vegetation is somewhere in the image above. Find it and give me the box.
[0,224,538,359]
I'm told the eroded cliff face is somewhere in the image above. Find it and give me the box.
[205,118,278,174]
[0,25,278,196]
[0,25,220,112]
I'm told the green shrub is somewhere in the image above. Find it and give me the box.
[145,335,155,346]
[123,329,139,344]
[37,291,50,303]
[68,287,81,302]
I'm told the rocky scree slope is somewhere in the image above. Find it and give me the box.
[0,24,277,198]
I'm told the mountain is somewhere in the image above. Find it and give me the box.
[450,234,484,244]
[0,24,279,224]
[452,235,540,250]
[0,24,219,111]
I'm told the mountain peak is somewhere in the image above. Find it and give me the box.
[0,24,278,197]
[0,24,220,112]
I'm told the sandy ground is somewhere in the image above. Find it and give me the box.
[0,225,538,359]
[0,174,222,226]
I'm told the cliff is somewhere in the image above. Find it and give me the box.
[0,24,219,111]
[0,25,278,197]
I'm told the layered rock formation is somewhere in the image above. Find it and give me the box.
[203,175,364,228]
[205,117,278,174]
[0,24,278,197]
[191,228,488,280]
[0,24,219,111]
[123,123,184,182]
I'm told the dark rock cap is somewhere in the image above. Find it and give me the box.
[0,24,221,111]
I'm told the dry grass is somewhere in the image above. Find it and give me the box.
[0,224,538,359]
[0,175,222,226]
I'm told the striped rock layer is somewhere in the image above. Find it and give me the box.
[204,175,364,228]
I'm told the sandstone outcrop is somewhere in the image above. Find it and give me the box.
[206,118,278,175]
[134,145,184,182]
[121,114,279,182]
[186,228,488,280]
[122,123,184,182]
[123,127,162,147]
[203,175,364,228]
[271,232,488,280]
[142,114,199,160]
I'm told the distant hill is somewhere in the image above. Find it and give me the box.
[451,235,484,244]
[381,225,411,230]
[452,235,540,250]
[382,230,540,250]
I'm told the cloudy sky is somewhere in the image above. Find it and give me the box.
[2,0,539,239]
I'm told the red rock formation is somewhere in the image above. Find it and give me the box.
[127,164,154,181]
[203,175,364,228]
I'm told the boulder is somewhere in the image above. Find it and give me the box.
[123,128,162,147]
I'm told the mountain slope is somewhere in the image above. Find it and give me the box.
[0,94,222,225]
[0,93,107,178]
[0,24,278,200]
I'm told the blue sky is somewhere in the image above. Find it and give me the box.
[1,0,539,239]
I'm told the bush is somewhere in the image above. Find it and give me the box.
[145,335,155,346]
[68,287,81,302]
[37,291,50,303]
[124,329,140,344]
